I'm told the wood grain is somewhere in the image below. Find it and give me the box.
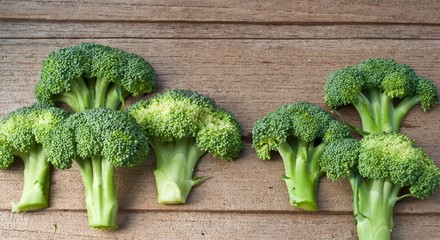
[1,210,440,240]
[1,0,440,24]
[2,21,440,40]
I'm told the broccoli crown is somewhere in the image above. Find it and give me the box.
[128,89,243,160]
[0,104,69,169]
[252,101,352,160]
[35,43,156,103]
[321,132,440,199]
[324,58,438,111]
[46,108,149,169]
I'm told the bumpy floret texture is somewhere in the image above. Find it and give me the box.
[319,138,360,180]
[128,89,242,160]
[46,108,149,169]
[252,101,352,160]
[321,132,440,199]
[324,58,438,111]
[35,43,156,103]
[0,104,69,169]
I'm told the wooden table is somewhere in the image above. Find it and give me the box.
[1,1,440,239]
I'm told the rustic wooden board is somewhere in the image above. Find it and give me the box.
[1,0,440,24]
[2,21,440,40]
[1,210,440,240]
[1,1,440,238]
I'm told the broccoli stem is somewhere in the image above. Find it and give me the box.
[393,95,420,130]
[105,85,131,110]
[354,89,397,134]
[151,137,206,204]
[70,78,92,112]
[76,156,118,229]
[277,138,323,211]
[53,77,131,111]
[94,77,110,108]
[12,145,50,213]
[349,175,400,240]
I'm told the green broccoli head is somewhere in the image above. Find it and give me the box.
[319,138,360,181]
[35,43,156,112]
[252,101,351,160]
[46,107,149,169]
[0,103,69,212]
[128,89,242,160]
[321,132,440,199]
[324,58,438,133]
[321,132,440,239]
[359,133,440,198]
[0,103,69,169]
[128,89,242,204]
[252,101,353,211]
[45,107,148,229]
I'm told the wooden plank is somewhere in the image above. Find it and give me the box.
[0,39,440,213]
[2,21,440,40]
[1,210,439,239]
[1,0,440,24]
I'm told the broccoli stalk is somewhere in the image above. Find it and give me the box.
[151,137,206,204]
[278,139,324,211]
[351,175,403,240]
[324,58,438,134]
[35,43,157,112]
[0,104,68,212]
[128,90,243,204]
[12,145,51,212]
[46,108,149,229]
[76,156,118,229]
[320,134,440,240]
[252,102,353,211]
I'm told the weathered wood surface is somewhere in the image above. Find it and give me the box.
[2,211,440,240]
[1,0,440,24]
[1,1,440,239]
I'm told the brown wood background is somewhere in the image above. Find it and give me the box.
[1,1,440,239]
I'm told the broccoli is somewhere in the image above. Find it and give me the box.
[128,89,243,204]
[320,133,440,240]
[0,104,68,212]
[324,58,438,134]
[35,43,156,112]
[45,108,149,229]
[252,101,353,211]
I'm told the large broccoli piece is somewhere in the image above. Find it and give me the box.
[35,43,156,112]
[0,104,68,212]
[324,58,438,134]
[45,108,148,229]
[252,101,353,211]
[320,133,440,240]
[128,89,243,204]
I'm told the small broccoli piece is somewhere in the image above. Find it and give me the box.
[324,58,438,134]
[128,89,243,204]
[252,102,353,211]
[0,104,68,212]
[35,43,156,112]
[45,108,148,229]
[320,133,440,240]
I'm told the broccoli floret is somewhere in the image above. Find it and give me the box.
[324,58,438,134]
[0,104,68,212]
[128,89,243,204]
[35,43,156,112]
[320,133,440,240]
[252,102,353,211]
[45,108,149,229]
